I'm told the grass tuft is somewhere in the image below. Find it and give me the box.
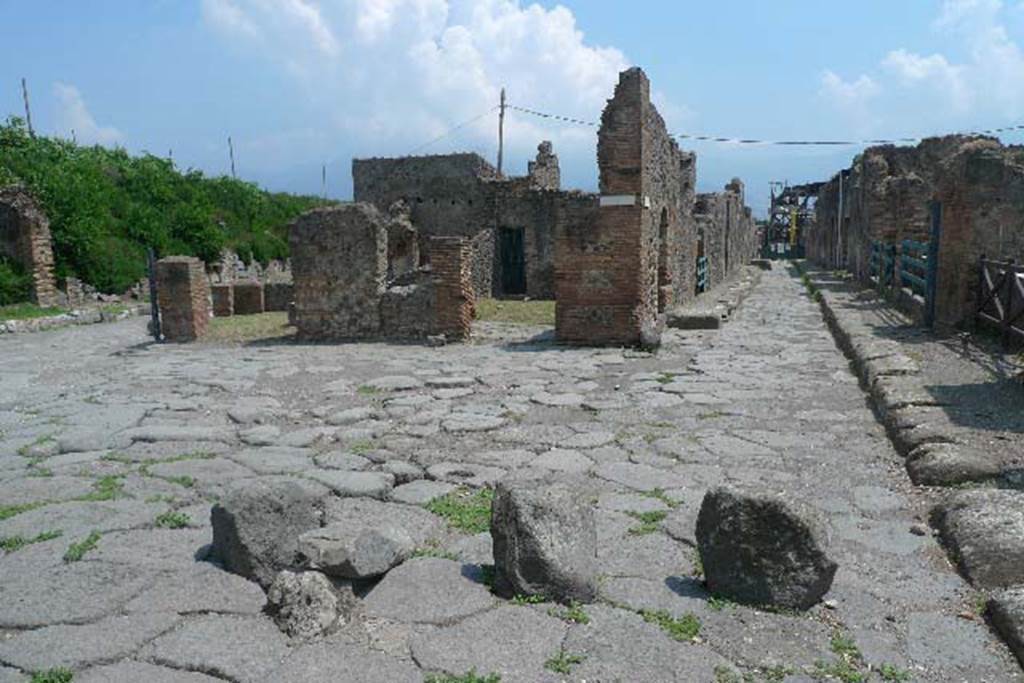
[639,609,701,642]
[511,594,547,605]
[626,510,667,535]
[30,668,74,683]
[0,303,65,321]
[547,600,590,625]
[473,298,555,326]
[76,475,125,502]
[155,511,191,529]
[544,650,585,675]
[0,530,62,553]
[63,531,102,563]
[425,488,494,534]
[0,502,44,521]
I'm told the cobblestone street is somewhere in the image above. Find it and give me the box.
[1,268,1020,682]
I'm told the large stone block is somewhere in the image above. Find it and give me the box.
[232,280,264,315]
[211,283,233,317]
[210,476,329,588]
[696,485,837,610]
[491,474,598,603]
[154,256,209,342]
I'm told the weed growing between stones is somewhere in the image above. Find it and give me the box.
[547,601,590,624]
[411,541,457,560]
[544,650,585,674]
[0,502,44,521]
[30,668,73,683]
[424,670,501,683]
[0,530,62,552]
[63,531,101,563]
[77,475,124,502]
[155,511,191,529]
[811,630,867,682]
[425,488,494,534]
[640,488,681,509]
[655,371,678,385]
[877,663,911,681]
[692,549,704,579]
[707,595,737,611]
[349,440,375,456]
[639,609,701,642]
[356,385,380,396]
[511,594,547,605]
[165,475,195,489]
[712,666,755,683]
[626,510,667,535]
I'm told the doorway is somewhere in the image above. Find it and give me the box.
[499,227,526,295]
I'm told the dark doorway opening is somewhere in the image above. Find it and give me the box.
[499,227,526,295]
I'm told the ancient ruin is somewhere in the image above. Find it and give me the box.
[0,186,58,307]
[154,256,210,341]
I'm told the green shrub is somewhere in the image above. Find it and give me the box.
[0,257,32,305]
[0,116,324,294]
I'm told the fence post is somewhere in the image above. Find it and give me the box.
[925,201,941,328]
[147,247,162,342]
[1003,259,1016,347]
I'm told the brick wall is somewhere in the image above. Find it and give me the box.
[211,283,233,317]
[430,237,474,341]
[556,67,677,347]
[0,186,59,307]
[233,281,264,315]
[155,256,209,342]
[290,204,388,340]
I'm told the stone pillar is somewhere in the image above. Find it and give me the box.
[0,186,59,307]
[430,237,474,341]
[211,283,234,317]
[263,282,293,312]
[155,256,209,342]
[233,281,265,315]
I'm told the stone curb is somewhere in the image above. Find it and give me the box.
[667,265,762,330]
[797,262,1024,669]
[0,304,147,336]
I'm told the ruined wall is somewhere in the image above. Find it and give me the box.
[379,270,437,339]
[430,237,475,341]
[934,140,1024,327]
[155,256,209,342]
[675,152,699,303]
[556,67,684,347]
[290,204,388,340]
[0,186,59,306]
[233,281,264,315]
[527,141,560,190]
[694,180,756,291]
[211,283,233,317]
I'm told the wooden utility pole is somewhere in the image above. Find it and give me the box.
[497,87,506,177]
[21,78,35,137]
[321,164,327,200]
[228,136,236,178]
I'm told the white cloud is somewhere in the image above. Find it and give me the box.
[820,0,1024,134]
[199,0,662,188]
[52,83,123,146]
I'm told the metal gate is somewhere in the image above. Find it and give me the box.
[977,258,1024,346]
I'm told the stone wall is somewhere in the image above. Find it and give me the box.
[211,284,233,317]
[695,180,758,291]
[353,142,595,301]
[264,282,293,313]
[289,203,475,341]
[810,135,1024,328]
[233,281,265,315]
[290,204,388,340]
[0,186,59,307]
[555,67,683,347]
[155,256,209,342]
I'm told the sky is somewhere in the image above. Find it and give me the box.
[3,0,1024,216]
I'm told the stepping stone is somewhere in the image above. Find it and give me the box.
[77,661,222,683]
[409,606,566,680]
[307,470,394,499]
[427,462,506,488]
[365,376,424,392]
[143,615,290,683]
[269,642,420,683]
[390,479,456,505]
[0,611,180,672]
[363,558,495,624]
[326,407,379,426]
[529,448,594,474]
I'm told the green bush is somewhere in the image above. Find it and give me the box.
[0,116,325,294]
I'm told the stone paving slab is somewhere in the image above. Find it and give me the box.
[0,270,1021,681]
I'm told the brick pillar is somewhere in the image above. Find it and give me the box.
[232,281,264,315]
[211,283,234,317]
[0,187,59,307]
[430,237,474,341]
[155,256,209,341]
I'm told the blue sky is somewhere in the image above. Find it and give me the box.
[3,1,1024,216]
